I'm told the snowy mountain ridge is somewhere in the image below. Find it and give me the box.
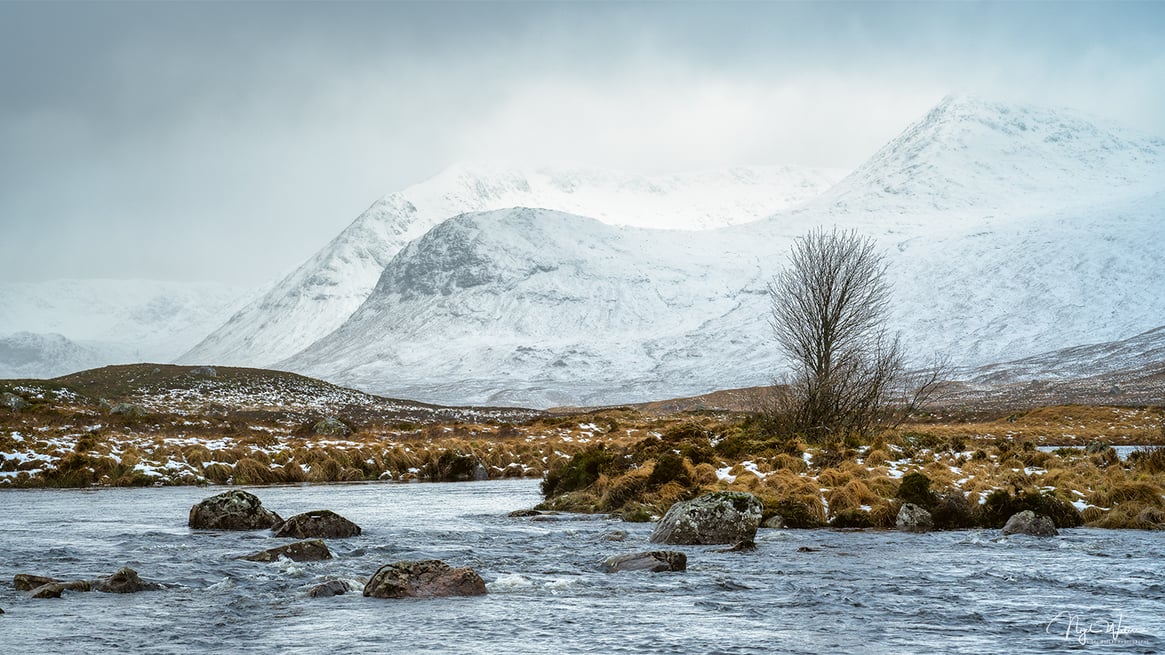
[278,96,1165,407]
[805,95,1164,223]
[179,164,847,368]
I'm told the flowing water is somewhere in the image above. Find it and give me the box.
[0,480,1161,654]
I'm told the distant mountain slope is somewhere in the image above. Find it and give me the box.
[281,96,1165,407]
[0,332,104,380]
[968,324,1165,385]
[0,279,251,379]
[179,164,846,368]
[810,95,1164,220]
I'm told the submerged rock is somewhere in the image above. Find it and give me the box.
[761,515,787,529]
[189,490,283,530]
[649,491,763,545]
[711,539,757,553]
[308,580,352,598]
[600,551,687,573]
[363,560,487,599]
[14,574,59,591]
[20,567,160,598]
[241,539,333,563]
[274,510,361,539]
[896,503,934,533]
[507,509,544,518]
[599,530,628,542]
[93,567,161,593]
[1001,510,1059,537]
[30,583,71,599]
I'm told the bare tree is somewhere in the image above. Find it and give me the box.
[768,227,920,440]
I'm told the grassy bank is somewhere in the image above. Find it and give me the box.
[2,367,1163,529]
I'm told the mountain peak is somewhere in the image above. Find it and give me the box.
[812,95,1165,218]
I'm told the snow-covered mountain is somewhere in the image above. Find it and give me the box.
[0,332,104,380]
[280,96,1165,407]
[179,164,847,368]
[0,279,252,379]
[967,324,1165,385]
[809,95,1162,221]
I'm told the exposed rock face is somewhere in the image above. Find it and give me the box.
[1,392,28,411]
[363,560,487,599]
[188,490,283,530]
[649,491,763,545]
[308,580,352,598]
[273,510,361,539]
[1001,510,1059,537]
[600,551,687,573]
[896,503,935,533]
[241,539,333,562]
[313,417,351,437]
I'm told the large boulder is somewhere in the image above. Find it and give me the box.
[649,491,763,545]
[363,560,487,599]
[896,503,934,533]
[1,392,28,411]
[273,510,361,539]
[188,490,283,530]
[240,539,333,562]
[1001,510,1059,537]
[313,417,351,437]
[109,403,145,417]
[600,551,687,573]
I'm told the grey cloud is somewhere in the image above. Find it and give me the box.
[1,1,1162,285]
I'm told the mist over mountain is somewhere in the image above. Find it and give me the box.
[0,280,251,379]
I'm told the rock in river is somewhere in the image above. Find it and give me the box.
[896,503,934,533]
[19,567,161,598]
[1001,510,1059,537]
[600,551,687,573]
[189,490,283,530]
[649,491,763,545]
[93,567,162,593]
[363,560,487,599]
[240,539,333,563]
[273,510,361,539]
[308,580,353,598]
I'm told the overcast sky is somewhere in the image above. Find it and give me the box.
[2,1,1163,286]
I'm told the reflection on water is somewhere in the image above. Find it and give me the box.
[1,481,1162,654]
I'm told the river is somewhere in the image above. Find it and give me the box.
[0,480,1161,653]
